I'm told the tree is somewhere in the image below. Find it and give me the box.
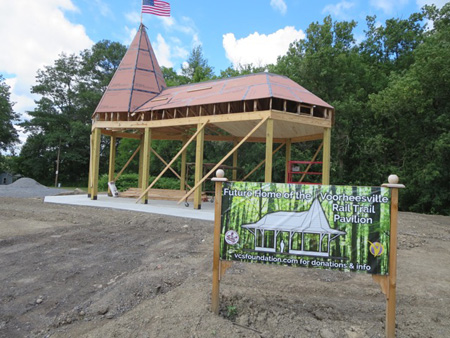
[367,4,450,214]
[181,46,214,83]
[19,41,127,185]
[0,75,19,151]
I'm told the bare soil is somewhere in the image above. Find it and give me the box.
[0,197,449,338]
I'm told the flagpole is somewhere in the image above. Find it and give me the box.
[140,0,143,24]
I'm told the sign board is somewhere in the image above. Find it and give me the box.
[219,182,391,275]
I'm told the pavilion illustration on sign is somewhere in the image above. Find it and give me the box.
[241,199,346,257]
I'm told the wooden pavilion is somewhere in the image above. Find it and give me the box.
[88,24,334,209]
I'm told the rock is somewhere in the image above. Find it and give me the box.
[320,328,335,338]
[97,306,109,315]
[36,298,43,304]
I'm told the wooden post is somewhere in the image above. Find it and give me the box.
[380,175,405,338]
[108,135,116,196]
[265,119,274,183]
[138,135,144,188]
[285,139,291,183]
[194,123,205,209]
[91,128,101,200]
[141,128,151,204]
[177,117,269,204]
[88,134,93,198]
[322,127,331,185]
[232,140,238,181]
[180,137,187,191]
[211,170,227,315]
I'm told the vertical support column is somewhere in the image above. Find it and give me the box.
[108,135,116,196]
[265,119,274,183]
[88,134,93,198]
[285,139,291,183]
[138,135,145,188]
[180,137,187,191]
[194,123,205,209]
[232,140,238,181]
[141,128,151,204]
[90,128,101,200]
[322,127,331,185]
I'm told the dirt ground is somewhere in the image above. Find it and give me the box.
[0,197,449,338]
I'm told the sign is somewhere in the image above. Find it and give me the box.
[219,182,391,275]
[108,181,119,197]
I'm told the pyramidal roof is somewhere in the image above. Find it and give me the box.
[94,24,166,114]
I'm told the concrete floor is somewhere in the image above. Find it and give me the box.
[44,194,215,221]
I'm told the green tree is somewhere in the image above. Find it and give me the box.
[18,41,126,185]
[181,46,214,83]
[367,4,450,214]
[0,75,19,152]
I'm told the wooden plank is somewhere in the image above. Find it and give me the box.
[232,140,238,181]
[108,135,116,196]
[241,142,285,182]
[265,119,274,182]
[194,123,205,209]
[180,137,187,191]
[91,128,101,200]
[140,128,151,204]
[116,145,141,182]
[177,117,270,204]
[298,142,323,183]
[137,120,210,203]
[285,139,291,183]
[322,128,331,185]
[93,111,272,130]
[150,147,191,189]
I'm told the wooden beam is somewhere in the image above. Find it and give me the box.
[241,142,285,182]
[180,137,188,191]
[265,119,274,182]
[108,135,116,196]
[90,128,101,200]
[194,123,205,209]
[322,128,331,185]
[178,117,270,204]
[93,110,272,130]
[285,139,291,183]
[138,136,144,187]
[140,128,151,204]
[290,133,324,143]
[232,140,238,181]
[88,134,93,198]
[136,121,210,203]
[298,142,324,183]
[116,145,141,182]
[149,147,191,189]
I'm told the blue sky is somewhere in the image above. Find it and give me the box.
[0,0,446,147]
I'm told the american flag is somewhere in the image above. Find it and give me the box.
[142,0,171,17]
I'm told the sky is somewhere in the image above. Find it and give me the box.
[0,0,446,150]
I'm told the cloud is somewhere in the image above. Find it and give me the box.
[322,1,356,18]
[270,0,287,15]
[370,0,408,14]
[153,34,173,68]
[223,27,305,69]
[0,0,93,124]
[416,0,448,8]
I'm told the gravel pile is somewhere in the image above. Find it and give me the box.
[0,178,69,198]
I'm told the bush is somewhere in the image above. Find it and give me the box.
[98,173,180,192]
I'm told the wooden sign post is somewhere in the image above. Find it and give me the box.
[373,174,405,337]
[211,169,227,314]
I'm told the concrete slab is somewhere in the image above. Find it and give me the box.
[44,194,215,221]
